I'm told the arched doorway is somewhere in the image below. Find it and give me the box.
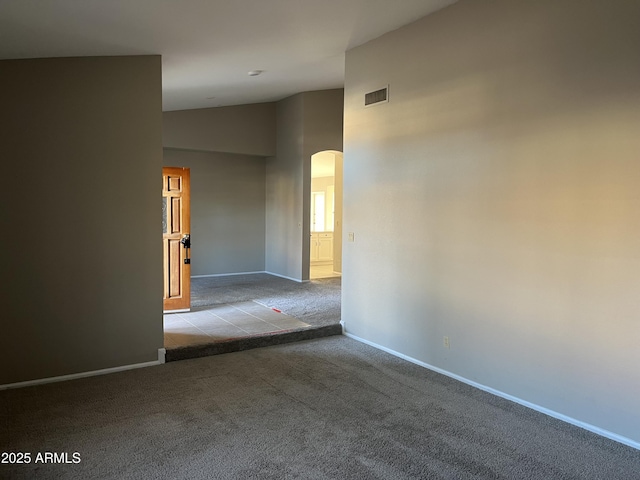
[309,150,343,279]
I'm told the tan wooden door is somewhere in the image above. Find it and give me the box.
[162,167,191,311]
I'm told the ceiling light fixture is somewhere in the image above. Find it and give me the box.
[248,70,263,77]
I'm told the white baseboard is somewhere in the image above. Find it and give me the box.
[264,271,306,283]
[0,348,166,391]
[191,271,266,278]
[343,331,640,451]
[192,270,310,283]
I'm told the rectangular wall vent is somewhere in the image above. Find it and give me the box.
[364,86,389,107]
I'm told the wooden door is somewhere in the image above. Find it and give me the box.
[162,167,191,311]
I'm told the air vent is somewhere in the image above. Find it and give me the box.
[364,86,389,107]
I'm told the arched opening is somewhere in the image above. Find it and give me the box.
[310,150,343,279]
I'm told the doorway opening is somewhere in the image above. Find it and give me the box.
[162,160,342,361]
[310,150,343,280]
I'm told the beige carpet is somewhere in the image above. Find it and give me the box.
[2,336,639,479]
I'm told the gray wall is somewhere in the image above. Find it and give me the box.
[0,56,163,384]
[301,90,344,280]
[163,103,276,156]
[333,153,344,273]
[343,0,640,444]
[266,90,344,281]
[266,94,304,280]
[166,92,342,282]
[164,149,266,275]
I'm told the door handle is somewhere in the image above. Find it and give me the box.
[181,234,191,264]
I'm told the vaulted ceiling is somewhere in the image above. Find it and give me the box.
[0,0,456,111]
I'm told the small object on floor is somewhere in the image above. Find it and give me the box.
[272,308,282,313]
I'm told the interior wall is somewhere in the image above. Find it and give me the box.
[301,90,344,280]
[265,89,344,281]
[164,149,266,275]
[311,176,335,191]
[265,94,304,280]
[343,0,640,444]
[333,153,344,273]
[311,175,335,217]
[0,56,163,385]
[163,103,276,156]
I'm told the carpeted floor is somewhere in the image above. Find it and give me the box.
[191,273,341,327]
[2,336,639,479]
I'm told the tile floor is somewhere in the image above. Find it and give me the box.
[164,301,310,349]
[310,263,341,279]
